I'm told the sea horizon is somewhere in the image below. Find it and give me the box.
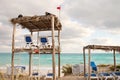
[0,52,120,68]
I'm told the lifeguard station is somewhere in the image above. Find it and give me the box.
[10,12,62,80]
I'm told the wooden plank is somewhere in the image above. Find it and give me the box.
[14,47,59,53]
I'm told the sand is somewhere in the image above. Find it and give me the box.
[58,76,86,80]
[0,64,116,80]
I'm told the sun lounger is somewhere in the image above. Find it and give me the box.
[31,72,46,80]
[46,73,53,80]
[32,72,40,80]
[112,72,120,80]
[85,73,99,80]
[99,72,115,80]
[90,61,97,72]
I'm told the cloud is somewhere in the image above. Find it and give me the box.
[61,18,94,39]
[0,23,11,40]
[0,0,120,53]
[63,0,120,34]
[61,38,87,53]
[0,22,12,52]
[0,22,27,52]
[89,37,120,46]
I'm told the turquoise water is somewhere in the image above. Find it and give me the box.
[0,53,120,67]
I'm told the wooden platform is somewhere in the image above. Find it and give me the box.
[14,47,59,54]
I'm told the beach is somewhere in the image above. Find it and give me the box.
[0,53,120,80]
[0,64,118,80]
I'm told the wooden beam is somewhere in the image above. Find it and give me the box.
[51,16,56,80]
[84,45,120,52]
[113,49,116,71]
[58,30,61,78]
[11,24,16,80]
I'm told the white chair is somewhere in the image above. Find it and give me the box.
[24,35,38,48]
[6,66,26,76]
[39,36,49,48]
[24,35,33,48]
[72,64,84,75]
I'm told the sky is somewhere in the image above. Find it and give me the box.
[0,0,120,53]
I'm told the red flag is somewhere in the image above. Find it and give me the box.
[57,6,61,10]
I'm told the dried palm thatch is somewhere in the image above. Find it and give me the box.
[84,45,120,52]
[10,12,62,32]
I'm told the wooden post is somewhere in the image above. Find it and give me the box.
[29,32,33,77]
[51,15,56,80]
[113,49,116,71]
[58,30,61,78]
[83,48,86,76]
[37,32,39,45]
[29,53,32,76]
[11,24,16,80]
[88,48,91,80]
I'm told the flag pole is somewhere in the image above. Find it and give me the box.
[59,8,60,20]
[57,5,61,78]
[57,5,61,20]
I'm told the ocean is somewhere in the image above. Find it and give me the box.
[0,53,120,67]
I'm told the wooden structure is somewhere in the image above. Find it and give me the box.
[11,12,62,80]
[83,45,120,80]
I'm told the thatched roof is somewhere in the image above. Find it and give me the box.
[10,12,62,32]
[83,45,120,52]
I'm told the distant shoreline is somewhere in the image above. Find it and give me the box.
[0,53,120,67]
